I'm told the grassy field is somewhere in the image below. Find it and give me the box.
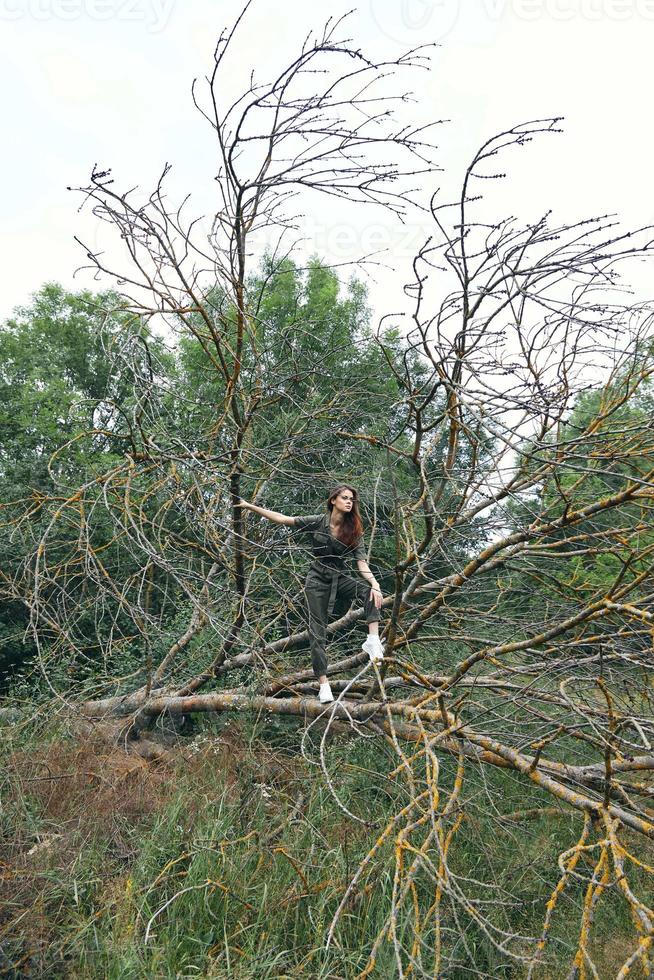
[1,710,651,979]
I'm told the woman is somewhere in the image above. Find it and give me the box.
[239,485,384,703]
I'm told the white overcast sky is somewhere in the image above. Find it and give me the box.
[1,0,653,326]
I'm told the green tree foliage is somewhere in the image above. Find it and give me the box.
[0,284,173,683]
[177,256,409,500]
[496,363,654,663]
[1,261,490,687]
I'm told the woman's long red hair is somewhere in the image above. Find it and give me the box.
[327,485,363,548]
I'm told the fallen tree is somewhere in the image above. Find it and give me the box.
[4,3,654,974]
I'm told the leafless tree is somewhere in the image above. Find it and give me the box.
[5,4,654,974]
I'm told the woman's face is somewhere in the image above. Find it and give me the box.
[331,489,354,514]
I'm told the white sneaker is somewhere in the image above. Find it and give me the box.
[362,635,384,663]
[318,681,334,703]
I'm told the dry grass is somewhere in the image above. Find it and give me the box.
[0,723,307,977]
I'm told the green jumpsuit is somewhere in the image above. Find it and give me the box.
[293,513,381,679]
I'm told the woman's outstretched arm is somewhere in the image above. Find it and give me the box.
[238,499,296,527]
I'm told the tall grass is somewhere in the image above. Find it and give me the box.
[1,713,652,978]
